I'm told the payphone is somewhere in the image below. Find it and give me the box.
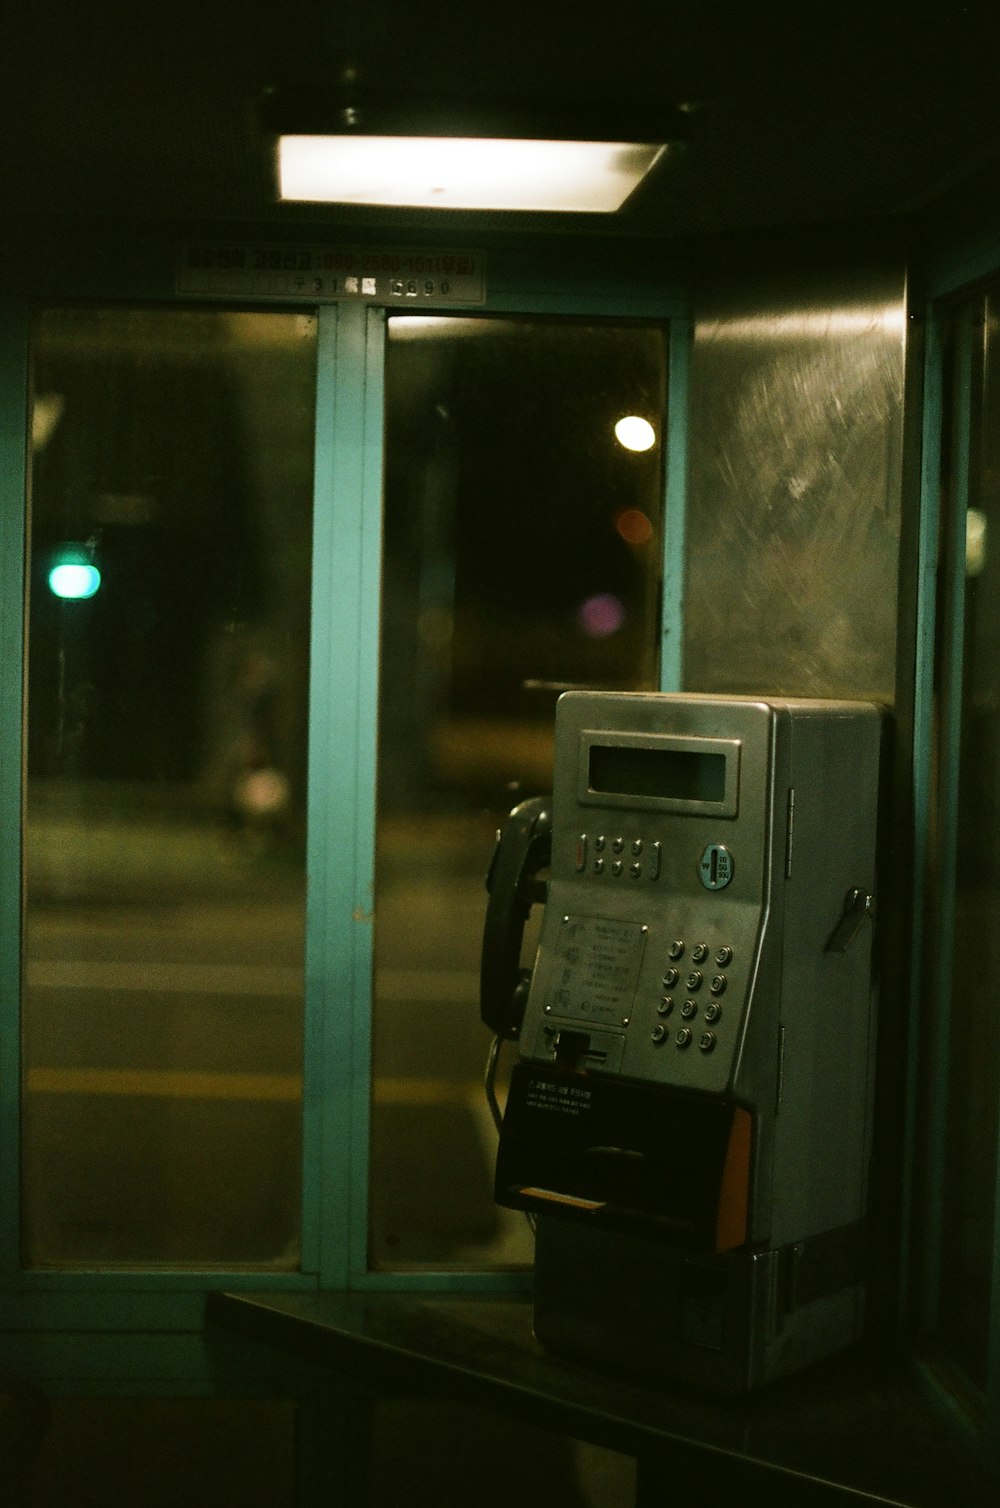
[481,692,881,1392]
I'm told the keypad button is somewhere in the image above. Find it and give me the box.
[676,1027,693,1048]
[594,835,606,853]
[680,1000,698,1020]
[662,968,679,988]
[651,1024,669,1044]
[704,1002,721,1024]
[698,1031,717,1053]
[686,971,703,991]
[715,946,733,967]
[594,858,605,874]
[657,996,674,1016]
[631,839,643,856]
[710,975,727,995]
[612,836,625,854]
[668,940,685,960]
[611,860,623,876]
[629,863,642,878]
[692,942,709,963]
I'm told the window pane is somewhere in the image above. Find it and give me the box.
[23,307,315,1268]
[372,315,667,1268]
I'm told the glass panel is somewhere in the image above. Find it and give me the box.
[937,293,1000,1386]
[23,307,315,1267]
[372,315,667,1268]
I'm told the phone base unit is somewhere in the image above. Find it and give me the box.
[533,1217,866,1396]
[490,692,882,1394]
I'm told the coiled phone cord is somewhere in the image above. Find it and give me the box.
[484,1034,536,1235]
[484,1032,504,1137]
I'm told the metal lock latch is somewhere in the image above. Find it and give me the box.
[825,887,874,953]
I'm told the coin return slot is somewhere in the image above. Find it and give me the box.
[550,1029,606,1070]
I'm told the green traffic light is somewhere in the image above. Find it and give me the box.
[48,548,102,600]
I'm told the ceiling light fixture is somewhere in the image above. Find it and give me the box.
[260,88,682,214]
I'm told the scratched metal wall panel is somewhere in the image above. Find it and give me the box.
[683,266,907,701]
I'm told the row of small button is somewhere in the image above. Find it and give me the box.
[651,1023,717,1052]
[575,834,662,880]
[658,998,722,1023]
[661,968,727,994]
[593,858,646,878]
[667,940,733,966]
[596,835,641,855]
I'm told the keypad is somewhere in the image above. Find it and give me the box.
[647,939,736,1062]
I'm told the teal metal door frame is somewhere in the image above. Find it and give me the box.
[303,300,383,1291]
[0,268,686,1327]
[909,235,1000,1463]
[308,300,688,1296]
[0,304,29,1287]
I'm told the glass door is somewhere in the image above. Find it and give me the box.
[22,306,316,1269]
[370,314,669,1268]
[10,295,677,1292]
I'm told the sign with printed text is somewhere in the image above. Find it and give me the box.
[176,243,486,305]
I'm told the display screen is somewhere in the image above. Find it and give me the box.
[588,743,728,803]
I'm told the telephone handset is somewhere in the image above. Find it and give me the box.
[479,796,551,1041]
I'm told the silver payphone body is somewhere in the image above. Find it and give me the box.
[486,691,881,1392]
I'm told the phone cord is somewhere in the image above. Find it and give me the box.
[484,1033,504,1137]
[484,1034,537,1235]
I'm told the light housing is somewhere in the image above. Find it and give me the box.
[260,88,682,214]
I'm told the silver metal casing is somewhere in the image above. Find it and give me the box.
[496,691,882,1391]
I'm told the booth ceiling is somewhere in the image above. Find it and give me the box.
[4,2,1000,238]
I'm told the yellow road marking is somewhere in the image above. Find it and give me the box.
[26,962,301,996]
[25,1069,477,1107]
[373,1078,472,1108]
[25,963,477,1004]
[26,1068,302,1101]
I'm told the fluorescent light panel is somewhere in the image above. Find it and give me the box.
[277,135,666,212]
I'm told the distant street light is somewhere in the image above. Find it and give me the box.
[48,547,101,600]
[614,415,656,452]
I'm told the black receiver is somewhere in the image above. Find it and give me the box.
[479,796,552,1040]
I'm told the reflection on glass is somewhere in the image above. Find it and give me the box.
[372,315,667,1268]
[938,295,1000,1384]
[23,308,315,1268]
